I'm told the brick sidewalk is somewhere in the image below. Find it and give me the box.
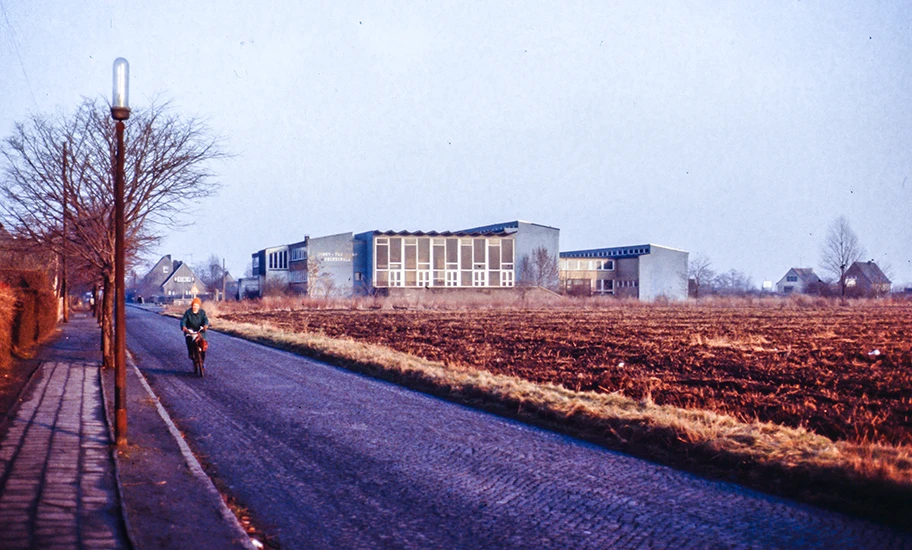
[0,320,128,549]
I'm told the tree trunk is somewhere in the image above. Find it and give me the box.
[102,275,114,369]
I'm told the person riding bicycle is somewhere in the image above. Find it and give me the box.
[180,297,210,362]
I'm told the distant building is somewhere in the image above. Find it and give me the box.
[775,268,823,294]
[844,261,891,297]
[351,220,560,295]
[460,220,561,288]
[245,220,561,298]
[138,255,204,303]
[251,243,290,296]
[236,277,259,300]
[251,233,354,298]
[353,228,516,294]
[559,244,689,301]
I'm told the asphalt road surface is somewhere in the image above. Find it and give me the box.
[125,307,911,549]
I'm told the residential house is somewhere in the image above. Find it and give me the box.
[844,261,892,297]
[775,268,823,294]
[138,255,205,303]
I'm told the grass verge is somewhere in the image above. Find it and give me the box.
[211,316,911,530]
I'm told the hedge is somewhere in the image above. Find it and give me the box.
[0,283,16,369]
[0,269,58,360]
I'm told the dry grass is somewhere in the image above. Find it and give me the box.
[197,292,910,317]
[209,315,911,529]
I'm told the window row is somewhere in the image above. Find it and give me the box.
[562,259,615,271]
[289,271,307,283]
[375,237,514,273]
[291,247,307,261]
[375,269,514,288]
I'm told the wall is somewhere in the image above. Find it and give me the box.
[638,245,689,301]
[515,221,561,281]
[353,232,373,294]
[308,232,354,297]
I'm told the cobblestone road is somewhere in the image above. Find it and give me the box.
[127,308,912,549]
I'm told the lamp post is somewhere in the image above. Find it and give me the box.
[61,141,69,323]
[111,57,130,446]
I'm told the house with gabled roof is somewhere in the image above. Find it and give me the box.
[845,261,891,297]
[138,255,205,303]
[775,268,823,295]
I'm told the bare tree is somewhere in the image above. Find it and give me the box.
[262,274,292,297]
[518,246,559,291]
[712,269,755,296]
[0,98,227,367]
[688,255,715,299]
[194,254,226,294]
[821,216,864,297]
[307,256,336,298]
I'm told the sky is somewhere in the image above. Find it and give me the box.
[1,1,911,286]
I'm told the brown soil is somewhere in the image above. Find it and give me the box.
[221,304,912,447]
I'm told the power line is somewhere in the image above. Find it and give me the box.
[0,0,38,109]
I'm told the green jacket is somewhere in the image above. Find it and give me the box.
[180,308,209,339]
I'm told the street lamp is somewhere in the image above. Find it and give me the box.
[111,57,130,446]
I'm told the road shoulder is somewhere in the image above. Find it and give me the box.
[101,359,254,549]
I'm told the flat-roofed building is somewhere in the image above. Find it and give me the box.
[250,233,354,298]
[251,244,291,296]
[353,229,517,294]
[560,244,688,301]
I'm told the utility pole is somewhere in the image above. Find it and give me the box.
[222,258,227,301]
[61,141,69,323]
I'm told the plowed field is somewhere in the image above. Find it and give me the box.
[221,305,912,447]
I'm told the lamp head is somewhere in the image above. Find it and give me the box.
[111,58,131,121]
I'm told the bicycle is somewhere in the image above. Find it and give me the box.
[186,329,208,377]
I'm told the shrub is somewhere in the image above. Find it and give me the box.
[0,283,16,369]
[0,269,58,354]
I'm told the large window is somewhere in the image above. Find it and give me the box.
[291,247,306,261]
[374,235,514,288]
[596,279,614,295]
[268,250,288,270]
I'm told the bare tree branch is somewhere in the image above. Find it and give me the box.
[821,216,864,296]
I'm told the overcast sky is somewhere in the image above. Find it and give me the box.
[2,1,910,285]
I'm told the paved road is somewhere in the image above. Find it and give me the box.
[125,307,911,549]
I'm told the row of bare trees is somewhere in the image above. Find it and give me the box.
[689,216,880,298]
[0,98,226,368]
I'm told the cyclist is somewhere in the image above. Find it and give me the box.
[180,297,210,363]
